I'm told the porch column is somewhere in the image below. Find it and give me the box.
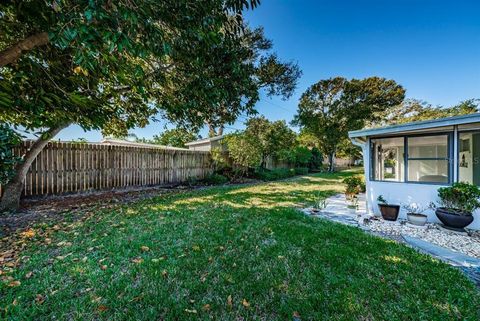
[453,125,458,183]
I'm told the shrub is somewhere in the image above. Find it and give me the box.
[342,175,365,198]
[0,124,23,185]
[255,168,295,181]
[435,182,480,214]
[294,167,309,175]
[202,173,229,185]
[308,147,323,170]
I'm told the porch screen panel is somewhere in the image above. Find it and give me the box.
[459,132,480,185]
[370,137,404,182]
[406,135,449,183]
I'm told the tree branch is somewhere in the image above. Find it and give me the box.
[0,32,49,67]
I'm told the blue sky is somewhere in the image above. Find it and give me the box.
[56,0,480,142]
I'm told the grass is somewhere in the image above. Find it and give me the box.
[1,169,479,320]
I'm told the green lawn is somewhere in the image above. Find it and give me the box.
[1,170,479,320]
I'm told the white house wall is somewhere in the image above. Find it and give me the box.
[362,137,480,231]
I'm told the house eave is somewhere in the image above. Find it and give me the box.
[348,113,480,139]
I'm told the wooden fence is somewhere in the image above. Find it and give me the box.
[2,141,213,197]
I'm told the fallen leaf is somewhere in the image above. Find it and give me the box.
[8,280,21,287]
[25,271,33,279]
[161,270,168,278]
[242,299,250,308]
[140,246,150,252]
[202,304,211,311]
[131,258,143,264]
[293,311,301,320]
[184,309,197,314]
[21,229,36,238]
[35,294,45,305]
[97,305,109,312]
[100,265,107,271]
[227,295,233,308]
[192,245,201,251]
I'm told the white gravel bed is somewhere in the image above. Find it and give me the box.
[363,218,480,259]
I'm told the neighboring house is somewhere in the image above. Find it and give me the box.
[185,135,225,151]
[349,113,480,230]
[101,138,188,151]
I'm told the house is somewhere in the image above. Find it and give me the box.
[101,138,188,151]
[185,135,225,151]
[349,113,480,230]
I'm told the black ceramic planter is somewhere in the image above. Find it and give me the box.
[378,204,400,221]
[435,208,474,229]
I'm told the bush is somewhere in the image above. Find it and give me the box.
[255,168,295,181]
[0,124,23,185]
[435,182,480,214]
[202,173,229,185]
[294,167,309,175]
[308,147,323,170]
[342,175,365,197]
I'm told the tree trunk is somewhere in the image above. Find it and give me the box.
[328,152,335,172]
[0,32,49,67]
[0,124,67,212]
[217,126,224,136]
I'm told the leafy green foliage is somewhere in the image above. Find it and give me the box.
[436,182,480,214]
[0,0,261,137]
[342,175,365,197]
[293,77,405,171]
[255,168,296,181]
[308,147,323,170]
[294,167,309,175]
[150,129,198,148]
[0,124,22,185]
[375,99,480,127]
[223,133,262,173]
[245,116,296,167]
[202,173,229,185]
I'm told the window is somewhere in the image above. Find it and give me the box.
[370,134,452,184]
[458,132,480,185]
[371,137,404,182]
[406,135,450,183]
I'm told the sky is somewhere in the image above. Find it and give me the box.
[56,0,480,142]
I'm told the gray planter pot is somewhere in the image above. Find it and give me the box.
[435,208,474,229]
[407,213,428,226]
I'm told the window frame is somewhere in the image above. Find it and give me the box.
[457,129,480,184]
[369,132,453,185]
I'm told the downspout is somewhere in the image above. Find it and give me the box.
[350,137,372,215]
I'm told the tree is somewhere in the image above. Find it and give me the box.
[163,27,302,136]
[0,125,23,185]
[293,77,405,172]
[244,116,297,168]
[151,129,198,148]
[374,98,479,126]
[0,0,260,211]
[223,133,262,175]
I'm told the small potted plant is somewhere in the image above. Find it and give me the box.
[402,203,428,226]
[347,196,359,215]
[310,193,328,214]
[377,195,400,221]
[430,182,480,230]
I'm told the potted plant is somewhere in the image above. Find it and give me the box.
[347,196,359,215]
[430,182,480,230]
[402,203,428,226]
[310,193,328,214]
[377,195,400,221]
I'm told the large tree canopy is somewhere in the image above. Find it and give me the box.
[0,0,260,211]
[162,27,302,137]
[374,98,480,127]
[293,77,405,171]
